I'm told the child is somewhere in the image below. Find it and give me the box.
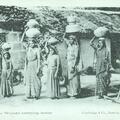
[47,46,61,99]
[1,51,13,97]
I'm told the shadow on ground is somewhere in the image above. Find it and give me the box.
[76,84,120,98]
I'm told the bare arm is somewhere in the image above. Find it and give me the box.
[90,36,97,50]
[24,56,27,71]
[2,55,4,70]
[37,47,40,73]
[55,55,60,76]
[44,41,49,54]
[21,27,29,42]
[75,45,80,67]
[106,51,112,71]
[63,33,69,46]
[7,60,13,80]
[24,48,28,71]
[23,56,27,85]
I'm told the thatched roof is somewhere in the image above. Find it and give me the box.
[0,6,35,31]
[55,9,120,33]
[0,6,120,35]
[24,7,120,34]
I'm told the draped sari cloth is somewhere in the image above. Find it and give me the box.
[47,54,60,98]
[67,44,81,97]
[1,59,13,97]
[95,47,111,96]
[25,48,41,98]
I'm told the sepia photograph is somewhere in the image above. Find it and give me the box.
[0,0,120,120]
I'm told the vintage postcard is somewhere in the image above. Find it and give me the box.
[0,0,120,120]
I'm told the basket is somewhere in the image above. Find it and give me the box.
[65,24,80,33]
[26,19,39,28]
[26,28,40,38]
[94,27,109,37]
[67,16,76,23]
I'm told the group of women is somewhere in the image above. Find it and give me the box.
[0,28,111,100]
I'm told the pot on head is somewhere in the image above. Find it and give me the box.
[94,26,109,37]
[65,24,80,33]
[26,19,39,28]
[26,28,40,38]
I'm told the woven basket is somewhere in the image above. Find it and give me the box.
[26,28,40,38]
[67,16,76,23]
[66,24,80,33]
[94,27,109,37]
[26,19,39,28]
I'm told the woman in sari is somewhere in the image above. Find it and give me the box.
[66,34,81,98]
[24,40,41,99]
[47,46,61,99]
[1,51,13,97]
[90,37,111,99]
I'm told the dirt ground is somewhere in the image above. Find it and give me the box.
[0,74,120,120]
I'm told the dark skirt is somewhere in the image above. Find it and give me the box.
[96,71,110,96]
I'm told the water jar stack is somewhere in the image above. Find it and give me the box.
[65,16,80,34]
[25,19,40,42]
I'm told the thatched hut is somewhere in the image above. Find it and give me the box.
[1,6,120,74]
[32,7,120,75]
[57,9,120,74]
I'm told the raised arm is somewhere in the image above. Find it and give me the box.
[21,27,29,42]
[90,36,97,50]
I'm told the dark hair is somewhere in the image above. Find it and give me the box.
[3,52,11,59]
[98,39,106,48]
[28,40,38,48]
[64,32,80,44]
[48,45,58,54]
